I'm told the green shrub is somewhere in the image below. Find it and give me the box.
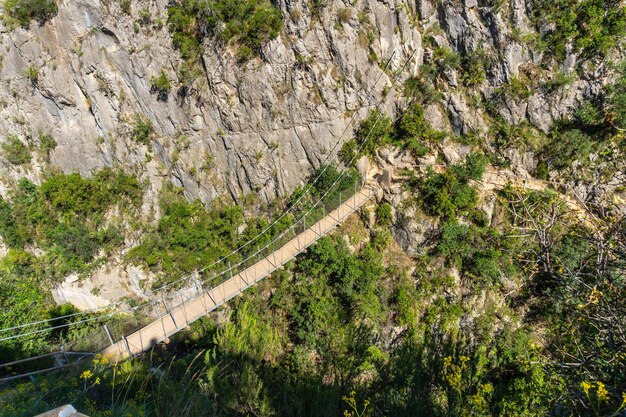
[433,46,461,73]
[403,65,444,105]
[150,69,171,101]
[168,0,282,63]
[395,102,445,157]
[339,139,357,166]
[130,114,154,145]
[607,61,626,130]
[37,133,56,161]
[542,71,576,93]
[417,154,487,219]
[24,65,38,86]
[0,170,141,277]
[499,77,532,101]
[461,50,488,88]
[375,203,393,226]
[2,135,31,165]
[2,0,58,27]
[543,128,595,170]
[535,159,549,180]
[354,110,393,157]
[127,185,246,282]
[531,0,626,60]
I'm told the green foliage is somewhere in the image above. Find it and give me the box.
[167,0,282,63]
[542,70,576,93]
[575,100,604,126]
[417,154,487,219]
[128,185,245,283]
[498,76,532,101]
[24,64,38,86]
[461,50,489,88]
[354,110,394,157]
[2,0,58,28]
[403,65,444,105]
[352,104,445,160]
[375,203,392,226]
[490,115,547,152]
[0,170,141,277]
[607,61,626,130]
[339,138,357,166]
[531,0,626,60]
[129,114,154,145]
[149,69,171,101]
[1,135,31,165]
[436,220,516,286]
[37,133,57,161]
[395,102,445,157]
[543,128,595,170]
[433,46,461,73]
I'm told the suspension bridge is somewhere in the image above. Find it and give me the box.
[0,47,408,381]
[101,183,377,360]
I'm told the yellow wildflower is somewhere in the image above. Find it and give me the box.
[596,381,609,403]
[581,381,591,394]
[80,370,94,380]
[93,354,109,366]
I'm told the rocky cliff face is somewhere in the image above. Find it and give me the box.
[0,0,421,207]
[0,0,616,203]
[1,0,622,306]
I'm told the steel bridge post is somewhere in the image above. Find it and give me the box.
[103,324,114,346]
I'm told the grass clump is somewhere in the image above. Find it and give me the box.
[150,69,171,101]
[2,135,31,165]
[130,114,154,146]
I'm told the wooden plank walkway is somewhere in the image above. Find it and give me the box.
[101,185,375,361]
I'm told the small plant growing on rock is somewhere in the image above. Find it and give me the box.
[130,114,154,146]
[24,65,39,87]
[375,203,393,226]
[150,70,171,101]
[37,133,57,161]
[337,8,352,24]
[2,135,31,165]
[120,0,131,15]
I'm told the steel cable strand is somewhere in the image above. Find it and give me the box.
[0,48,416,345]
[0,52,398,336]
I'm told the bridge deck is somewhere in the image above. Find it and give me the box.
[101,186,375,361]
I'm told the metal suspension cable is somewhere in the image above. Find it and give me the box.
[0,49,416,342]
[0,51,397,335]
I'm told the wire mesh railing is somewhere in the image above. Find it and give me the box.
[0,178,377,369]
[100,181,377,360]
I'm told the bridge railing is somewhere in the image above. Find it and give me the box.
[0,176,375,372]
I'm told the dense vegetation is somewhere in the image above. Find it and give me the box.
[0,170,141,275]
[531,0,626,60]
[167,0,282,71]
[340,102,446,164]
[1,0,58,28]
[4,178,624,416]
[0,170,142,359]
